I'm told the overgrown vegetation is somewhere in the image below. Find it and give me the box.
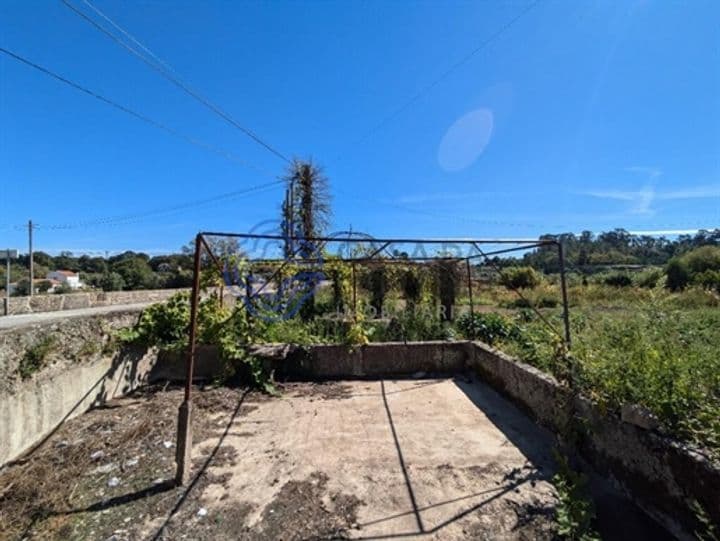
[18,335,57,379]
[552,453,600,541]
[113,232,720,459]
[118,291,274,392]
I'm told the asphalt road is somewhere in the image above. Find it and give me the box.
[0,303,149,330]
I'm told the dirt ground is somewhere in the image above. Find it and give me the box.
[0,377,570,540]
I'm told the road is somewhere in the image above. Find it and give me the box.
[0,303,149,330]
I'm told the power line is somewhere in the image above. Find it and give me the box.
[0,46,276,179]
[79,0,178,77]
[61,0,292,164]
[348,0,541,150]
[32,180,284,230]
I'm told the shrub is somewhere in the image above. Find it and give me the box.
[553,453,600,541]
[18,336,57,379]
[381,311,446,342]
[456,312,519,345]
[683,245,720,274]
[118,292,191,347]
[694,269,720,292]
[500,266,541,290]
[636,269,663,289]
[603,273,632,287]
[666,258,690,291]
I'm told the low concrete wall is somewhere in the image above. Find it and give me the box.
[468,341,719,539]
[0,310,155,467]
[3,333,717,538]
[4,288,189,315]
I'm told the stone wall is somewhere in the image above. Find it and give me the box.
[3,288,189,315]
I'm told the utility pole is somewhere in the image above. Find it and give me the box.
[288,176,295,256]
[3,249,18,316]
[28,220,34,297]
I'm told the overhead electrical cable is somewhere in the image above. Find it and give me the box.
[348,0,541,149]
[0,46,277,179]
[33,180,284,230]
[61,0,291,164]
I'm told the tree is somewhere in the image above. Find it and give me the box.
[281,159,332,319]
[282,159,332,249]
[99,272,126,292]
[182,237,243,260]
[111,257,156,290]
[666,258,690,291]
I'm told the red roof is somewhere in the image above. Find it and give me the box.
[54,270,78,277]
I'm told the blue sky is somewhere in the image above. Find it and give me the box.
[1,0,718,255]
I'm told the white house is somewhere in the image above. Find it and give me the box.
[46,270,82,289]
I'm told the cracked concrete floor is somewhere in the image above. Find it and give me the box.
[179,378,560,540]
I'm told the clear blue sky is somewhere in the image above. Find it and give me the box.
[1,0,718,255]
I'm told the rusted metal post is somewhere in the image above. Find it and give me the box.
[465,258,474,318]
[175,233,203,485]
[557,241,571,348]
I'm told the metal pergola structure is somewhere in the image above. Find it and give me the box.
[174,231,571,485]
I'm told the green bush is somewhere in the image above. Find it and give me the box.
[552,453,600,541]
[666,258,690,291]
[667,246,720,292]
[456,312,519,345]
[118,292,271,390]
[637,268,663,289]
[603,273,632,287]
[500,266,541,290]
[381,311,447,342]
[18,336,57,379]
[694,269,720,292]
[683,245,720,274]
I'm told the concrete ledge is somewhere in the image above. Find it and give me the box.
[265,341,470,379]
[468,341,719,539]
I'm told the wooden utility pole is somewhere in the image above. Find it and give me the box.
[3,249,18,315]
[28,220,33,297]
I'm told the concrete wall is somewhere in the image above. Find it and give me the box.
[467,341,720,540]
[3,288,189,315]
[0,310,156,466]
[2,331,717,538]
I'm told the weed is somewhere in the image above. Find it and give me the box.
[77,339,100,358]
[18,335,57,379]
[552,453,600,541]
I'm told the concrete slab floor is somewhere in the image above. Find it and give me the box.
[2,377,671,540]
[167,378,562,540]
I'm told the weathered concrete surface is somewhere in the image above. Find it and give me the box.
[255,341,469,380]
[181,379,561,540]
[468,341,720,540]
[0,310,154,466]
[3,288,188,316]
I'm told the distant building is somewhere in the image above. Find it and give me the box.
[46,270,82,289]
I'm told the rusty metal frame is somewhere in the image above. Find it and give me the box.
[175,231,571,485]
